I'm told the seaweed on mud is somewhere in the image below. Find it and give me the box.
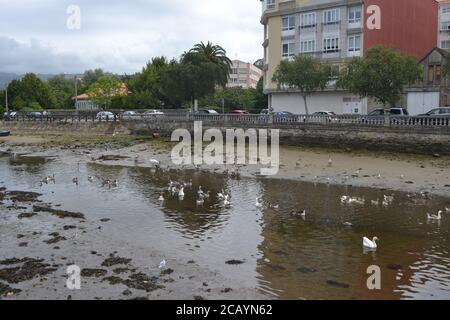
[122,273,164,292]
[0,259,57,284]
[33,205,85,220]
[113,268,133,275]
[18,212,37,219]
[97,155,129,161]
[101,256,132,267]
[0,282,21,297]
[160,268,174,275]
[102,276,123,285]
[80,269,108,278]
[6,191,42,203]
[225,260,244,265]
[44,233,67,244]
[0,258,34,266]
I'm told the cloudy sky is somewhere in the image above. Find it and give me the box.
[0,0,263,75]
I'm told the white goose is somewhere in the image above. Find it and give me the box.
[178,187,185,199]
[255,198,263,208]
[363,237,379,250]
[427,210,443,221]
[158,193,165,202]
[158,259,167,269]
[149,159,160,166]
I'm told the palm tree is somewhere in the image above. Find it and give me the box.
[186,41,232,87]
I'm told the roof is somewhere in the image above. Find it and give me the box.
[418,47,449,64]
[72,82,130,100]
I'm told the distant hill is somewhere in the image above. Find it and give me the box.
[0,72,82,90]
[0,72,20,90]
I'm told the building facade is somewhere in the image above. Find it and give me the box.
[404,47,450,115]
[438,0,450,49]
[227,60,263,89]
[260,0,439,115]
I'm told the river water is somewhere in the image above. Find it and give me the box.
[1,153,449,300]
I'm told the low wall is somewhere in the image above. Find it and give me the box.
[123,120,450,155]
[0,121,131,136]
[1,120,449,155]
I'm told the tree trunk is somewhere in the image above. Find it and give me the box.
[303,95,309,115]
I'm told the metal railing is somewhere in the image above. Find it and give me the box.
[122,113,450,128]
[2,111,450,128]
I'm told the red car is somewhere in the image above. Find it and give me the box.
[229,110,250,121]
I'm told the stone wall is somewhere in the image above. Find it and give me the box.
[1,120,449,155]
[123,120,450,155]
[0,121,130,136]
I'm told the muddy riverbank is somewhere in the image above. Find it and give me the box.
[3,133,447,198]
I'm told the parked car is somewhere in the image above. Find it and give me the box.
[27,112,43,119]
[416,107,450,118]
[122,111,138,120]
[96,111,115,121]
[416,107,450,125]
[144,109,164,116]
[366,108,409,116]
[3,112,18,120]
[360,108,409,124]
[229,110,249,114]
[193,109,219,115]
[311,111,338,123]
[259,111,294,122]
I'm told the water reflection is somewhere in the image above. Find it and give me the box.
[0,154,449,299]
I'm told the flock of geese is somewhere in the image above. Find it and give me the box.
[339,193,449,250]
[158,179,233,208]
[38,156,449,253]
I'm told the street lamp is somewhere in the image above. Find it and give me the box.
[5,85,8,114]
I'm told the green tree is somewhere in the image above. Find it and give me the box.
[186,42,232,87]
[86,76,122,110]
[255,78,268,112]
[81,69,113,88]
[5,74,56,110]
[162,56,218,108]
[125,57,173,109]
[273,55,331,115]
[47,74,75,109]
[338,46,423,108]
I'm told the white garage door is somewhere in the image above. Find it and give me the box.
[407,92,440,115]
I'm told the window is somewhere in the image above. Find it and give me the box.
[436,65,442,82]
[300,12,316,28]
[441,21,450,30]
[348,6,361,24]
[282,15,296,31]
[282,42,295,58]
[266,0,275,10]
[428,66,435,83]
[442,6,450,14]
[239,68,248,75]
[230,68,238,74]
[323,37,340,53]
[348,35,361,52]
[323,8,340,25]
[442,40,450,49]
[300,40,316,53]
